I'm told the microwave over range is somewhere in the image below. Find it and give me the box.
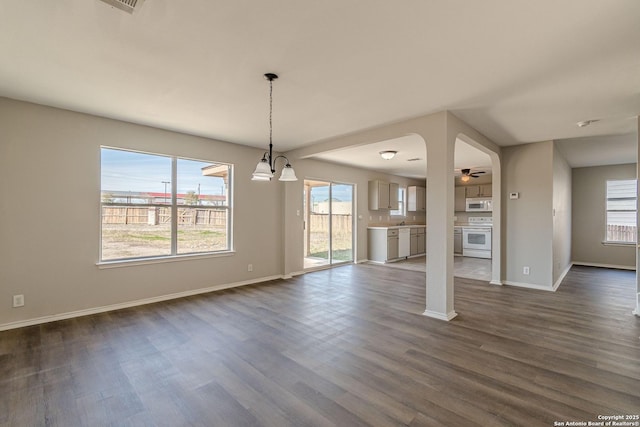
[466,198,492,212]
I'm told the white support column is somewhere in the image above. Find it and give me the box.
[423,127,457,321]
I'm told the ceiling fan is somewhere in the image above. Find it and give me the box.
[457,168,486,182]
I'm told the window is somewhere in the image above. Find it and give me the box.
[605,179,637,244]
[100,147,232,262]
[390,187,406,217]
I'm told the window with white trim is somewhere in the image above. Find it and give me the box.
[100,147,232,261]
[605,179,636,244]
[390,187,406,217]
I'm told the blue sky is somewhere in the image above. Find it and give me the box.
[101,148,226,195]
[309,184,353,202]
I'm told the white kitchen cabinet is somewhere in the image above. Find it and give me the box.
[368,228,400,262]
[369,180,399,210]
[454,187,466,212]
[407,186,426,212]
[465,184,492,198]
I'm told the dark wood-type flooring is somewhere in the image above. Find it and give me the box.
[1,265,639,426]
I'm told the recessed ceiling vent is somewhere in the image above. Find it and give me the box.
[98,0,145,14]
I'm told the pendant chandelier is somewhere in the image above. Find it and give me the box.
[251,73,298,182]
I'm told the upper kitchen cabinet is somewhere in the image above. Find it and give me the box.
[369,180,399,210]
[407,185,426,212]
[455,186,466,212]
[465,184,492,198]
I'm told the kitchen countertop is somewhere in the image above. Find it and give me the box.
[368,225,426,230]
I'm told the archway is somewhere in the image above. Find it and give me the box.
[455,134,502,286]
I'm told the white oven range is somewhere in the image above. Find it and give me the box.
[462,217,492,259]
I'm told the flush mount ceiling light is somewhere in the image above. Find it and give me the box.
[380,151,397,160]
[577,119,599,128]
[252,73,297,182]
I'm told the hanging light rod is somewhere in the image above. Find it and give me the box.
[252,73,298,182]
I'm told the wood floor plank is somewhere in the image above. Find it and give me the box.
[1,264,639,426]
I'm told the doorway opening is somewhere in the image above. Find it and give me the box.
[303,180,354,269]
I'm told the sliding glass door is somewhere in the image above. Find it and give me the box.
[304,180,354,269]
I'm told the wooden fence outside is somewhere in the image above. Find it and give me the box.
[606,224,636,242]
[102,205,227,226]
[307,213,353,255]
[309,213,352,236]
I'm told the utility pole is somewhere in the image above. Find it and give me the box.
[162,181,170,204]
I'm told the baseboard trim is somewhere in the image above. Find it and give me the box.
[552,263,573,291]
[289,270,306,277]
[423,309,458,321]
[571,261,636,271]
[0,275,283,332]
[489,280,503,286]
[503,281,555,292]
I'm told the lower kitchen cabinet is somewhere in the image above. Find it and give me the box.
[410,227,425,255]
[369,227,425,262]
[368,228,400,262]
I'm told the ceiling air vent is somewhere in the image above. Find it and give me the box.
[98,0,145,14]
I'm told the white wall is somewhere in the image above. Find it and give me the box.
[502,141,554,289]
[0,98,285,328]
[552,145,572,285]
[572,163,636,269]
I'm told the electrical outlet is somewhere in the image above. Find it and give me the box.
[523,266,530,275]
[13,294,24,308]
[248,264,253,272]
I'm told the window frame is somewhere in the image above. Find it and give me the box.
[604,179,637,245]
[99,147,233,265]
[390,186,406,217]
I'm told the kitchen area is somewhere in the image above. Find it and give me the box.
[367,177,493,281]
[366,180,427,264]
[453,180,493,281]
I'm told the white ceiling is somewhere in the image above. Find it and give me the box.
[0,0,638,169]
[313,136,492,180]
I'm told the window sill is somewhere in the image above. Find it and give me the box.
[601,241,636,247]
[97,251,235,269]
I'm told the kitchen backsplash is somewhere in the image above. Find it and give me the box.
[455,212,493,223]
